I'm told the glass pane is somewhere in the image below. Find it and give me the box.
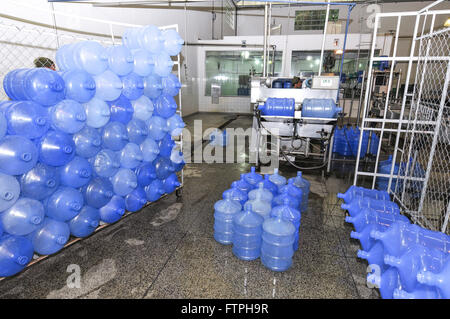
[294,9,339,31]
[205,50,283,96]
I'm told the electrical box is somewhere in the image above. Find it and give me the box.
[311,76,340,90]
[211,83,221,104]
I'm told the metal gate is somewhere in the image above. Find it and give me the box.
[353,1,450,234]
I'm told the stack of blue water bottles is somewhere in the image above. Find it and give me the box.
[0,25,186,277]
[332,126,379,159]
[339,185,450,299]
[214,167,310,272]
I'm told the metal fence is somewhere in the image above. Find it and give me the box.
[353,2,450,234]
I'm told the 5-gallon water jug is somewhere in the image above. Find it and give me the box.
[140,137,160,162]
[127,118,148,144]
[369,132,380,156]
[136,162,156,187]
[122,27,142,50]
[69,206,100,238]
[270,197,301,250]
[20,163,59,200]
[0,111,6,140]
[49,99,86,134]
[0,172,20,212]
[158,134,175,158]
[223,182,248,206]
[166,113,185,137]
[243,167,263,187]
[344,208,409,233]
[110,168,137,196]
[83,97,111,128]
[337,185,390,203]
[82,177,114,209]
[108,95,134,124]
[350,223,387,252]
[147,115,168,141]
[28,217,70,255]
[107,45,134,76]
[268,168,286,191]
[121,73,144,100]
[259,98,295,117]
[162,29,184,56]
[161,73,181,96]
[302,98,342,118]
[91,149,120,178]
[244,193,272,220]
[46,186,84,222]
[1,198,44,236]
[213,192,242,245]
[341,198,400,217]
[143,74,163,99]
[119,142,143,169]
[272,193,300,210]
[248,183,273,202]
[132,49,155,76]
[131,95,154,122]
[60,70,96,103]
[153,156,175,180]
[288,171,310,212]
[73,126,102,158]
[393,286,440,299]
[0,135,38,175]
[140,25,164,53]
[261,175,278,196]
[38,130,75,166]
[3,68,65,106]
[357,242,386,271]
[261,215,296,272]
[145,179,165,201]
[417,256,450,299]
[279,180,303,208]
[0,235,34,277]
[99,195,125,224]
[232,206,264,260]
[60,156,92,188]
[154,52,174,77]
[376,155,402,192]
[171,150,185,173]
[102,121,129,151]
[56,44,77,71]
[163,173,180,194]
[232,174,253,194]
[93,70,123,101]
[154,94,177,119]
[125,187,147,212]
[367,267,400,299]
[71,41,109,75]
[4,101,50,138]
[384,244,447,293]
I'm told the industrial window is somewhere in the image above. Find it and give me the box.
[205,50,282,96]
[294,9,339,31]
[290,50,378,77]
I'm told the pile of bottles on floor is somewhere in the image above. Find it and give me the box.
[0,25,186,277]
[332,125,380,159]
[338,185,449,299]
[213,167,310,272]
[376,155,425,195]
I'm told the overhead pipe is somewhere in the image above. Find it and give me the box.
[318,0,330,76]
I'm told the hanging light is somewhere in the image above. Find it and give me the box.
[335,49,344,55]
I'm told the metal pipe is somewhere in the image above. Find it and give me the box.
[336,4,353,102]
[263,4,268,78]
[267,2,272,77]
[318,0,330,76]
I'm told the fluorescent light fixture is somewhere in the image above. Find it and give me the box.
[444,18,450,27]
[306,55,312,61]
[335,49,343,55]
[241,51,250,59]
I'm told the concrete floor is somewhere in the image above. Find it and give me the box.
[0,112,379,299]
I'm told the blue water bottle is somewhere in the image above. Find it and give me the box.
[127,118,148,144]
[99,195,125,224]
[20,163,59,200]
[232,206,264,260]
[38,130,76,167]
[0,135,38,175]
[82,177,114,209]
[59,156,92,188]
[143,74,163,99]
[121,73,144,100]
[261,215,296,271]
[45,186,84,222]
[49,99,86,134]
[27,217,70,255]
[214,192,242,245]
[83,97,111,128]
[60,70,96,103]
[125,187,147,212]
[119,142,143,169]
[131,95,154,121]
[0,172,20,212]
[0,235,34,277]
[1,198,44,236]
[73,126,102,158]
[69,206,100,238]
[4,101,50,139]
[110,168,137,196]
